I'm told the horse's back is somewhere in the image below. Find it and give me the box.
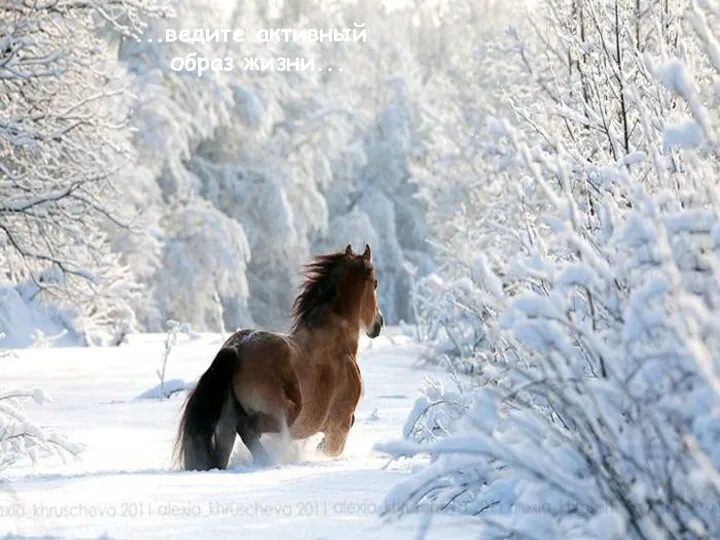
[224,328,301,426]
[223,328,290,351]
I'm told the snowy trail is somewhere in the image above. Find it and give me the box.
[1,330,472,539]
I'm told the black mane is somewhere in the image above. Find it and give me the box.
[291,252,350,332]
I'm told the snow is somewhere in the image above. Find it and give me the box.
[3,0,720,537]
[691,4,720,73]
[663,120,703,149]
[655,60,692,96]
[0,283,81,349]
[0,328,467,539]
[134,379,190,400]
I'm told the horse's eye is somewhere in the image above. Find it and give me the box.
[373,278,378,289]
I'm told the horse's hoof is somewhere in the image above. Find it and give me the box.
[316,438,342,458]
[317,438,333,456]
[250,443,272,467]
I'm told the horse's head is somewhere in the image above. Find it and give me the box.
[342,243,384,339]
[291,244,384,338]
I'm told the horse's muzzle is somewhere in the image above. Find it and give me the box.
[366,311,384,338]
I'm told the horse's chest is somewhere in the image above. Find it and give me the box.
[350,356,363,397]
[339,354,363,406]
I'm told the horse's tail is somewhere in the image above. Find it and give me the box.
[173,347,239,471]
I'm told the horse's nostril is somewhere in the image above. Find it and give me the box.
[379,313,384,326]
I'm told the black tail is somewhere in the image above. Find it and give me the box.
[173,347,240,471]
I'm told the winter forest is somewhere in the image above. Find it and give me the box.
[2,0,720,538]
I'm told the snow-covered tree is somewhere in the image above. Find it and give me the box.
[114,0,437,332]
[0,0,171,344]
[306,0,437,324]
[113,0,247,331]
[398,0,530,357]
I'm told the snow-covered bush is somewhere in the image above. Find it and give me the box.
[0,388,82,472]
[383,186,720,538]
[406,0,531,367]
[382,0,720,537]
[0,282,81,348]
[402,376,474,446]
[0,335,82,471]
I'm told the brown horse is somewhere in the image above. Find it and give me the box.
[173,244,384,471]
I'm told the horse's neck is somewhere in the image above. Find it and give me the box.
[292,322,360,361]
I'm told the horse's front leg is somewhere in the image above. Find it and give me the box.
[317,414,354,457]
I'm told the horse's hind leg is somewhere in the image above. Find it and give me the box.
[213,392,239,469]
[235,407,272,466]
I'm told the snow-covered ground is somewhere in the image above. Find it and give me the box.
[1,329,475,539]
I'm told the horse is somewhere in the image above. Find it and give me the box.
[173,243,384,471]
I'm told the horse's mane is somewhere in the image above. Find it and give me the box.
[291,251,359,332]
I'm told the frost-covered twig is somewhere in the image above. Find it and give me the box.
[157,320,191,400]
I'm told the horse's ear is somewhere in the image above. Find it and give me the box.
[345,244,353,257]
[362,244,371,261]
